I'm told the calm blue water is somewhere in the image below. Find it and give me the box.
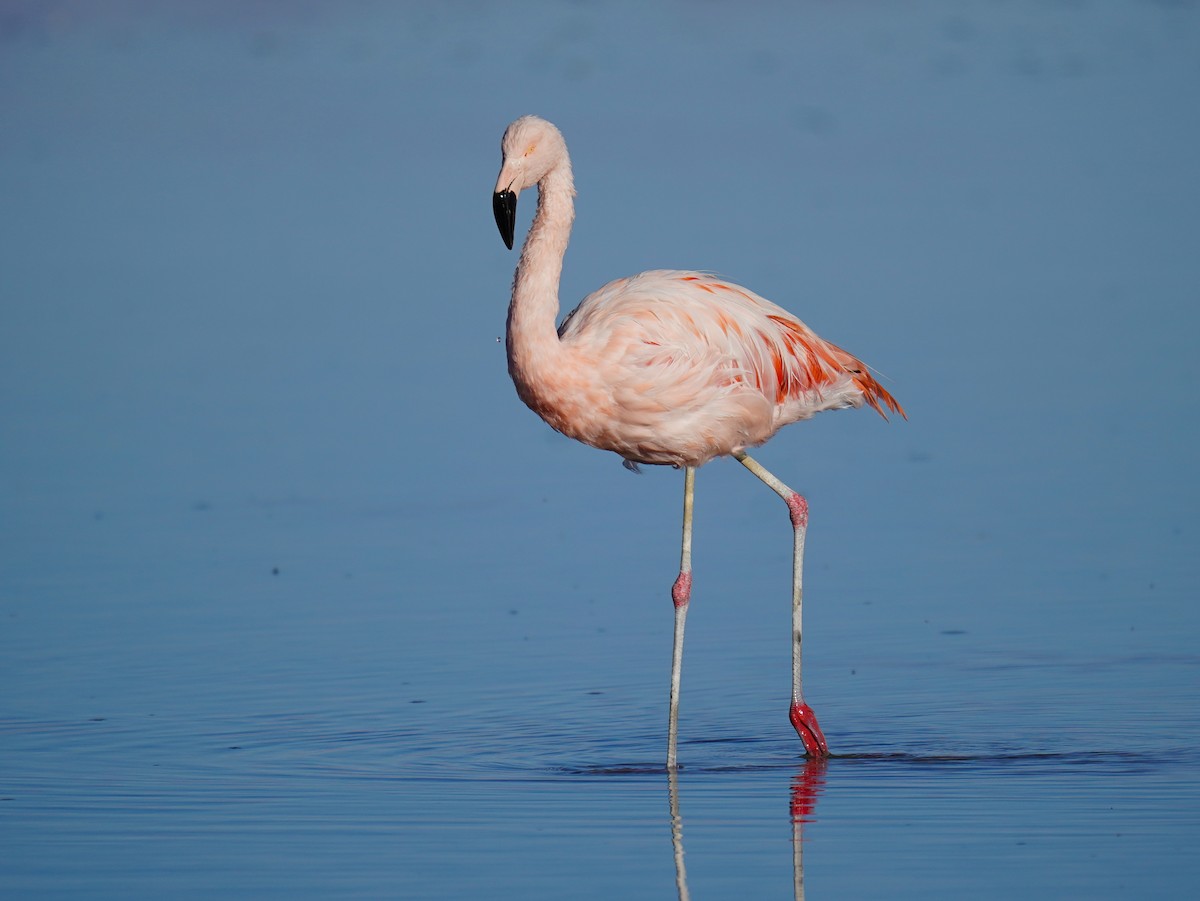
[3,2,1199,898]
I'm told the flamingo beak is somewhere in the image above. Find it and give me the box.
[493,190,517,250]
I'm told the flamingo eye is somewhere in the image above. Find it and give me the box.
[524,144,536,157]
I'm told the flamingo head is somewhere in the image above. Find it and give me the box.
[493,115,568,249]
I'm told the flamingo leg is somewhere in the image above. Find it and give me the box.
[734,452,830,758]
[667,465,696,771]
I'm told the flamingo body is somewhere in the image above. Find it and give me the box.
[533,268,902,468]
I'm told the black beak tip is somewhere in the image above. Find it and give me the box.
[493,190,516,250]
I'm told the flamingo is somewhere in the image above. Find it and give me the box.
[492,115,903,768]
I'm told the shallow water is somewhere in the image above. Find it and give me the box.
[3,1,1199,898]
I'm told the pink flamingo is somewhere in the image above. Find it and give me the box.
[493,116,903,769]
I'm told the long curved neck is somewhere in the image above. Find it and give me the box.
[506,163,575,391]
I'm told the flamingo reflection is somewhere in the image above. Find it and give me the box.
[667,758,827,900]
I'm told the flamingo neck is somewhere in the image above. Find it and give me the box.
[506,164,575,393]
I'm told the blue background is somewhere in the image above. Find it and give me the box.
[2,2,1198,898]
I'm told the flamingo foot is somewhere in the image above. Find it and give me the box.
[790,701,830,758]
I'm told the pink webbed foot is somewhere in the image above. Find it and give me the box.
[790,701,830,758]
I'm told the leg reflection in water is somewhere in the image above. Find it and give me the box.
[791,759,828,900]
[667,769,691,901]
[666,758,828,901]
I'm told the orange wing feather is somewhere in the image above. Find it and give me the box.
[766,314,906,420]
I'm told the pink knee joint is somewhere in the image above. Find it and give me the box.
[671,571,692,608]
[786,493,809,529]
